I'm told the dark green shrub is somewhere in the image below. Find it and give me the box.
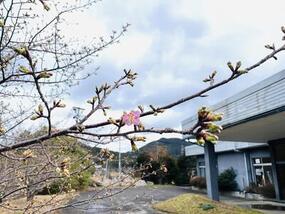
[39,170,93,195]
[175,156,196,186]
[70,171,92,190]
[218,167,238,191]
[39,179,66,195]
[162,156,178,184]
[139,154,179,185]
[175,173,189,185]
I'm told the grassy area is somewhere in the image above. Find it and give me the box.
[153,194,262,214]
[0,192,77,214]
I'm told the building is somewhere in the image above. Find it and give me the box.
[185,142,271,191]
[182,69,285,200]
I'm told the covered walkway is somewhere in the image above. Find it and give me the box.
[182,69,285,201]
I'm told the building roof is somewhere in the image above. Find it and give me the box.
[185,141,267,156]
[182,69,285,143]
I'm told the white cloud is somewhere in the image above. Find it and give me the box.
[101,32,153,67]
[170,0,285,59]
[140,71,189,98]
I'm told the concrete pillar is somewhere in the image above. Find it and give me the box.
[269,142,282,200]
[204,141,219,201]
[244,151,253,186]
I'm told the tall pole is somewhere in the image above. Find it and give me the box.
[104,159,109,180]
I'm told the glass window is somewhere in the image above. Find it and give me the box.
[254,158,261,164]
[198,161,205,166]
[198,161,206,177]
[252,157,273,186]
[262,157,271,163]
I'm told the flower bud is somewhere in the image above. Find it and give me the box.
[198,107,210,121]
[204,132,219,143]
[205,112,223,122]
[235,61,242,71]
[138,123,145,131]
[0,125,5,134]
[18,66,32,74]
[196,136,205,145]
[131,141,138,152]
[37,71,53,79]
[13,47,27,56]
[108,117,117,125]
[227,62,235,72]
[132,136,146,142]
[30,114,40,120]
[282,26,285,34]
[138,105,144,113]
[0,19,4,27]
[205,122,223,133]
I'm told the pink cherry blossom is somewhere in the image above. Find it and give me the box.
[122,110,141,126]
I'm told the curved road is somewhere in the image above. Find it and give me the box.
[61,186,285,214]
[61,185,190,214]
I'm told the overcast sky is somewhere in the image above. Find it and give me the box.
[52,0,285,152]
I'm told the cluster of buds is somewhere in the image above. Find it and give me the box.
[131,136,146,142]
[198,107,223,122]
[0,124,5,135]
[130,140,138,152]
[137,122,145,131]
[265,43,276,51]
[56,157,71,177]
[227,61,247,75]
[149,105,165,116]
[30,104,44,120]
[99,148,114,160]
[87,96,98,106]
[53,100,66,108]
[264,43,278,60]
[124,69,137,87]
[203,70,217,85]
[196,107,223,145]
[196,130,220,145]
[13,46,34,67]
[13,46,29,57]
[37,70,53,79]
[95,83,111,96]
[18,66,32,74]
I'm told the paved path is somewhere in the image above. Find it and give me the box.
[61,185,188,214]
[61,186,285,214]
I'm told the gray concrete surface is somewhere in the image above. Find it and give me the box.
[61,185,285,214]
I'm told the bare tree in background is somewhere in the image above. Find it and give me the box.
[0,0,285,212]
